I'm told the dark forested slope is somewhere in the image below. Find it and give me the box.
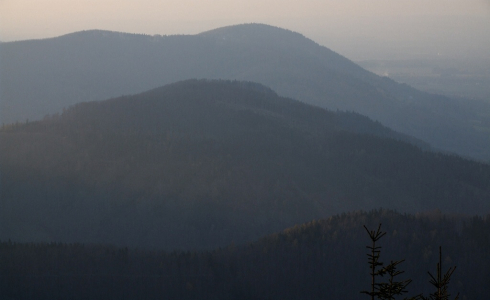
[1,80,489,250]
[1,210,489,300]
[1,24,490,161]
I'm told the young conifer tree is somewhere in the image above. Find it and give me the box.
[421,247,459,300]
[361,224,419,300]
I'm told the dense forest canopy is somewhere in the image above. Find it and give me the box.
[1,80,489,250]
[1,210,489,300]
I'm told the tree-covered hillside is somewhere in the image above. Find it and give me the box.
[1,80,489,250]
[1,210,489,300]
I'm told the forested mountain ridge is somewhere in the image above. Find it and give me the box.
[1,23,490,161]
[1,80,489,250]
[1,210,489,300]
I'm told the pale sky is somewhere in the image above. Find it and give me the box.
[1,0,489,60]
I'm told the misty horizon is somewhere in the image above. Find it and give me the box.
[1,0,489,61]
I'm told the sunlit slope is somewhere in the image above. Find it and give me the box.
[1,24,490,160]
[1,80,489,249]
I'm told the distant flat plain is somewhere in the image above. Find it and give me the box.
[357,58,490,102]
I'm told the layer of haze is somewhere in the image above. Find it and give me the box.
[1,0,490,60]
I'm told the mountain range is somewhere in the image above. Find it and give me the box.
[1,23,490,300]
[1,79,489,250]
[1,24,489,161]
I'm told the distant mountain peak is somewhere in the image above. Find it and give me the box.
[56,29,162,42]
[198,23,312,46]
[199,23,303,37]
[165,79,278,96]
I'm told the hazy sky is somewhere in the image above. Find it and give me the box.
[1,0,489,60]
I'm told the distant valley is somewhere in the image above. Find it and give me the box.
[1,24,490,161]
[358,58,490,102]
